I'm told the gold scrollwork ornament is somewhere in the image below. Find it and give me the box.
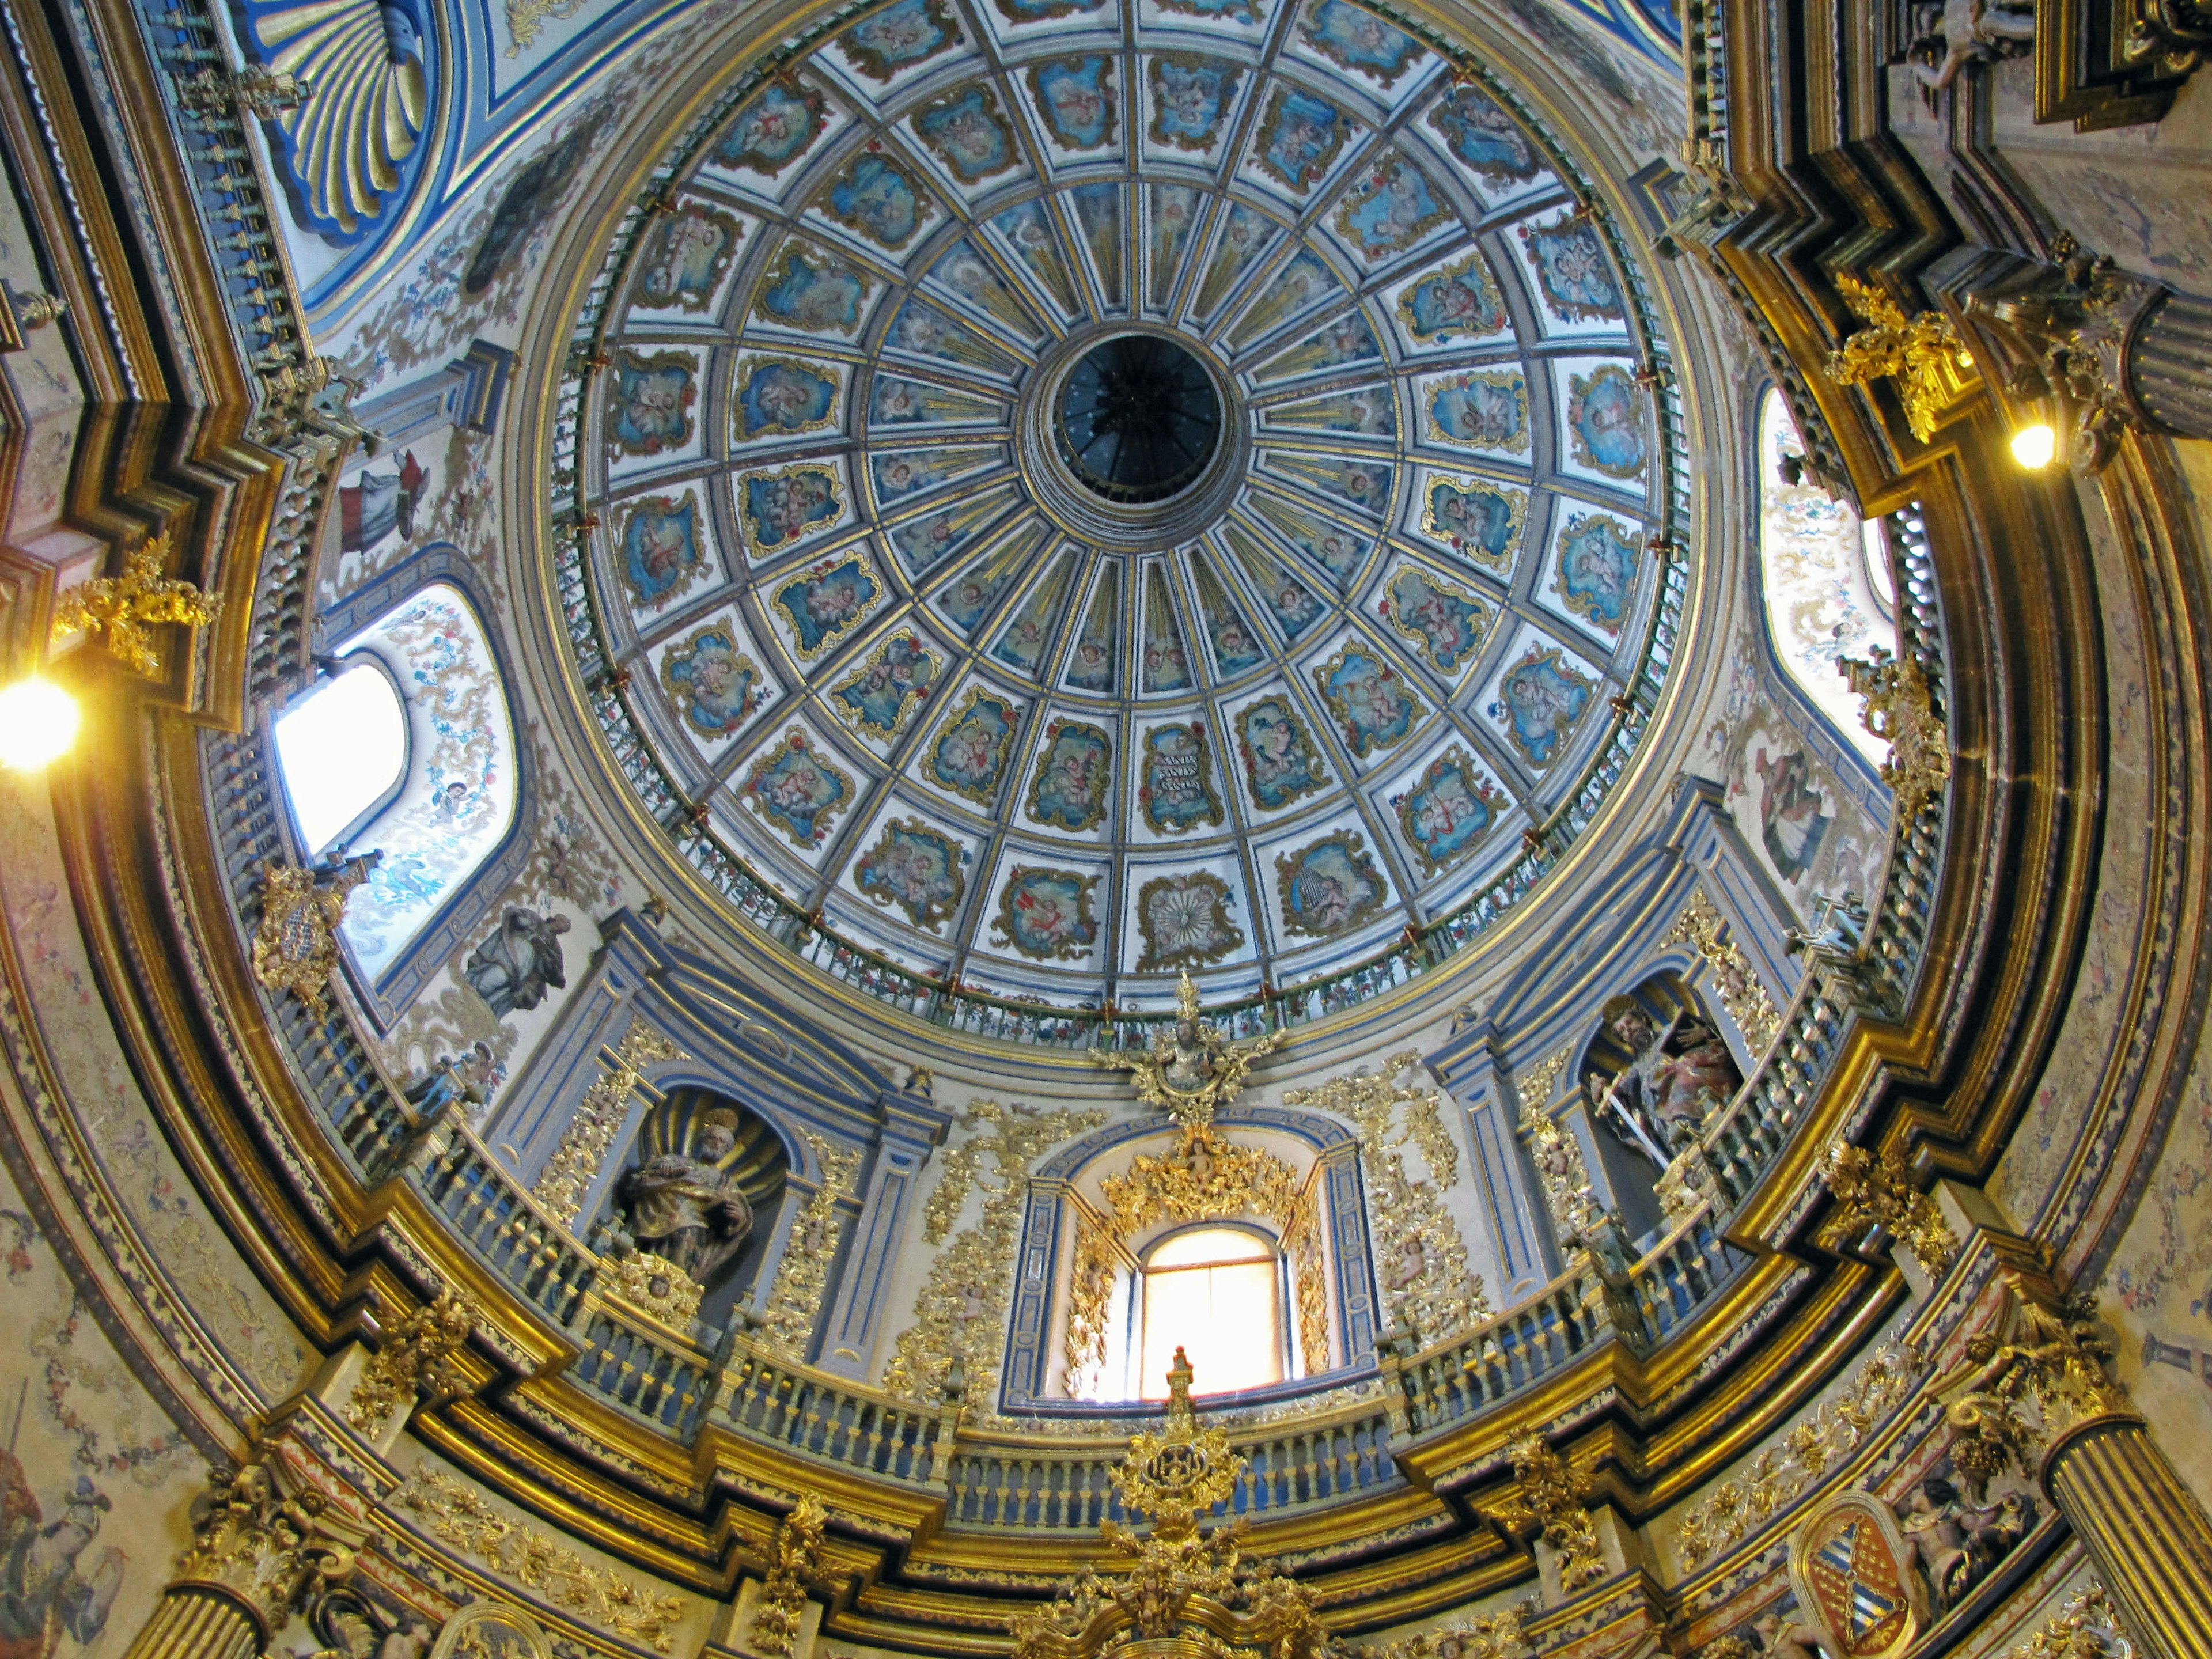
[252,856,377,1018]
[51,536,222,675]
[1086,971,1287,1132]
[1824,274,1977,444]
[1822,1137,1958,1275]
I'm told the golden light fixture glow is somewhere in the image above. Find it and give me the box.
[0,676,82,771]
[2010,422,2059,470]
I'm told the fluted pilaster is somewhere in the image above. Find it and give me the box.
[116,1584,265,1659]
[2043,1415,2212,1659]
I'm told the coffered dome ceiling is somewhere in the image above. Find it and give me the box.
[565,0,1681,1007]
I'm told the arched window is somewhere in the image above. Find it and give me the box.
[1137,1224,1285,1399]
[273,581,519,983]
[1756,389,1896,767]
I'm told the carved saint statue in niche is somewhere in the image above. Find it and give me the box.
[1588,994,1741,1168]
[612,1107,756,1286]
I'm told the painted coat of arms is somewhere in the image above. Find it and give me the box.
[1422,476,1525,567]
[1399,252,1505,342]
[733,357,839,441]
[928,688,1019,802]
[1569,364,1646,478]
[915,87,1017,181]
[831,632,940,737]
[714,81,827,176]
[1426,370,1529,452]
[1490,645,1594,766]
[1315,643,1426,757]
[1299,0,1420,82]
[1275,831,1387,938]
[994,866,1100,960]
[660,621,768,741]
[1236,695,1328,809]
[1029,57,1116,150]
[1557,512,1637,632]
[825,153,929,249]
[1135,871,1245,971]
[1028,719,1112,831]
[635,205,741,312]
[839,0,956,79]
[619,492,708,609]
[1392,748,1505,875]
[1140,723,1225,834]
[742,465,843,552]
[855,816,968,929]
[754,244,872,333]
[742,729,854,848]
[774,555,880,658]
[1384,566,1492,674]
[1150,56,1241,151]
[1256,87,1346,189]
[1520,217,1623,321]
[1334,156,1449,259]
[1787,1492,1930,1659]
[1427,85,1541,185]
[608,350,696,456]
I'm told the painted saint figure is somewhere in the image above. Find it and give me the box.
[463,907,572,1017]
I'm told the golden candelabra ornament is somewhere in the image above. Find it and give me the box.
[1086,971,1287,1132]
[1824,274,1977,444]
[50,536,221,675]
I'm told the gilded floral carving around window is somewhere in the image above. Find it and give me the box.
[1063,1205,1122,1399]
[532,1020,687,1229]
[920,1140,986,1244]
[756,1134,863,1360]
[1287,1055,1489,1346]
[885,1103,1107,1405]
[1665,891,1781,1052]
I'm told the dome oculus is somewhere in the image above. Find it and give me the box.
[1056,336,1223,504]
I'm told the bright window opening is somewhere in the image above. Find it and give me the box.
[1138,1226,1283,1399]
[275,663,407,856]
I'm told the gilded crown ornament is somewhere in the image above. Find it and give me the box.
[1088,972,1287,1132]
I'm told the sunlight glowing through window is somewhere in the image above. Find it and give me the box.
[275,662,407,855]
[1139,1226,1282,1398]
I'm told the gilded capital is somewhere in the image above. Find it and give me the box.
[173,1455,355,1635]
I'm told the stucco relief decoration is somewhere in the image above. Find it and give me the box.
[1665,891,1781,1051]
[530,1020,688,1229]
[50,536,221,675]
[755,1133,863,1359]
[1487,1437,1603,1592]
[748,1498,828,1658]
[1286,1053,1489,1344]
[1839,646,1952,819]
[1821,1138,1957,1274]
[1086,971,1286,1132]
[884,1103,1106,1405]
[175,1453,358,1631]
[1787,1490,1930,1659]
[1370,1611,1525,1659]
[349,1286,474,1433]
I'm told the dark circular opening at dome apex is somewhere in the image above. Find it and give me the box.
[1055,335,1222,504]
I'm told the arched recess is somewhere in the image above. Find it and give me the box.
[278,546,536,1024]
[1002,1105,1380,1412]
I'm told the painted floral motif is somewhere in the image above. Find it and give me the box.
[855,817,969,928]
[839,0,956,79]
[608,350,695,455]
[1299,0,1420,83]
[741,465,843,551]
[993,865,1100,959]
[1399,252,1506,342]
[1520,217,1623,321]
[1427,85,1542,185]
[714,81,828,176]
[1140,723,1224,834]
[1275,830,1387,938]
[1236,695,1329,809]
[1426,369,1529,452]
[915,87,1017,181]
[1568,364,1646,478]
[774,554,880,658]
[660,620,768,740]
[824,154,929,249]
[742,729,854,847]
[995,0,1108,20]
[928,687,1020,802]
[1255,86,1346,190]
[1149,56,1240,152]
[1384,566,1491,674]
[1422,476,1525,567]
[1334,155,1450,259]
[1029,56,1116,149]
[1028,719,1112,830]
[1316,643,1425,756]
[1135,871,1245,971]
[1556,512,1638,632]
[635,204,741,311]
[733,357,839,440]
[754,243,872,331]
[831,632,941,736]
[618,491,708,608]
[1392,748,1506,875]
[1489,645,1594,765]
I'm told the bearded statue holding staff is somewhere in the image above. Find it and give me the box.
[612,1107,756,1286]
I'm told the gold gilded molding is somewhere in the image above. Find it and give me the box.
[1086,972,1287,1132]
[1678,1339,1923,1563]
[1665,892,1781,1052]
[1490,1438,1603,1592]
[757,1134,863,1360]
[2003,1584,2131,1659]
[749,1498,828,1657]
[1824,275,1977,444]
[1521,1096,1605,1244]
[531,1020,687,1229]
[174,1454,357,1633]
[386,1470,684,1650]
[349,1286,473,1434]
[1369,1608,1524,1659]
[1822,1139,1957,1274]
[1839,649,1952,820]
[251,858,374,1018]
[51,536,221,675]
[1942,1283,2137,1482]
[598,1250,704,1328]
